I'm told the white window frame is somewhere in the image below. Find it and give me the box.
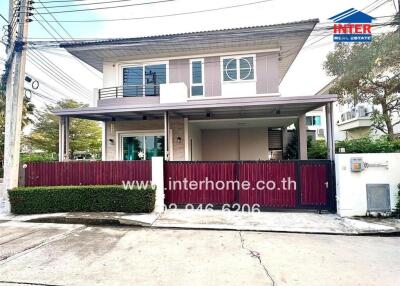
[116,130,164,160]
[190,58,205,97]
[220,54,256,83]
[118,61,169,96]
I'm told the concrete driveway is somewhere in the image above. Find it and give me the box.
[0,221,399,286]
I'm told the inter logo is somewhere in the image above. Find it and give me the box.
[329,8,375,42]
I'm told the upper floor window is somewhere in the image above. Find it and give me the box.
[122,63,166,97]
[222,55,255,82]
[190,59,204,96]
[306,116,321,126]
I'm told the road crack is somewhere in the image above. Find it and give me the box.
[239,231,276,286]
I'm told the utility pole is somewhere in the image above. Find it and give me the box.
[1,0,31,211]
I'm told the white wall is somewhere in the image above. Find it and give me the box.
[335,153,400,217]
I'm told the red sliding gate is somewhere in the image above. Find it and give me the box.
[165,160,335,211]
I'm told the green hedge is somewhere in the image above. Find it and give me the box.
[335,137,400,153]
[8,185,155,214]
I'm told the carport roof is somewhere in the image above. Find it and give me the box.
[53,94,337,121]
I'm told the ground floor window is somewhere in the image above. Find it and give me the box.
[121,134,164,160]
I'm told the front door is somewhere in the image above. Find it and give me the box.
[122,135,164,160]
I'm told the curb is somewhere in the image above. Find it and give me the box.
[11,215,400,236]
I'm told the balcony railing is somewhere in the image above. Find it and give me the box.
[99,84,160,100]
[339,108,371,123]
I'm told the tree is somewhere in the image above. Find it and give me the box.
[323,32,400,138]
[0,84,35,166]
[26,99,101,159]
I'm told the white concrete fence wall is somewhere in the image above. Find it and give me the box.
[335,153,400,217]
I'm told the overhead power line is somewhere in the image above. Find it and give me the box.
[34,0,275,22]
[31,0,175,14]
[28,47,92,98]
[34,0,102,79]
[36,0,173,9]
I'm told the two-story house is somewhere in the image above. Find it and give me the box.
[54,19,336,162]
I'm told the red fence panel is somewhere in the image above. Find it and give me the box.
[164,161,236,205]
[24,161,152,187]
[300,162,328,206]
[238,161,297,208]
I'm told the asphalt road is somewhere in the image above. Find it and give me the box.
[0,221,399,286]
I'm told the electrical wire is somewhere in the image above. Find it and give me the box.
[27,48,92,98]
[26,72,77,100]
[36,0,175,9]
[29,0,175,14]
[33,0,275,22]
[34,1,102,79]
[27,53,85,100]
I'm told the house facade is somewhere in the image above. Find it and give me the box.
[54,19,336,162]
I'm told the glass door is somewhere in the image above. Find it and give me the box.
[122,135,164,160]
[122,66,143,97]
[144,64,166,96]
[122,136,144,160]
[145,135,165,159]
[122,64,166,97]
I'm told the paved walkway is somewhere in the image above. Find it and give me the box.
[1,210,399,235]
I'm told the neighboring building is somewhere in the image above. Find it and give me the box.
[315,81,400,141]
[54,19,336,162]
[305,108,326,140]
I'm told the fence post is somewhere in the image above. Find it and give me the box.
[152,156,165,213]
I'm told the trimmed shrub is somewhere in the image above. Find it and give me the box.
[335,137,400,153]
[8,185,155,214]
[307,138,328,159]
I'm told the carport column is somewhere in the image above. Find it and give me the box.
[325,102,335,160]
[298,114,308,160]
[101,121,107,161]
[58,116,70,162]
[164,111,169,161]
[151,156,165,213]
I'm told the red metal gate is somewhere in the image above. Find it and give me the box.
[164,161,236,205]
[164,160,335,211]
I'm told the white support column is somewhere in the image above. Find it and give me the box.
[65,116,70,161]
[58,116,70,162]
[59,116,65,162]
[101,121,107,161]
[184,117,189,161]
[151,156,164,213]
[92,88,99,107]
[164,111,169,161]
[298,114,308,160]
[326,102,335,160]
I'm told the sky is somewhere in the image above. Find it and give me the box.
[0,0,398,109]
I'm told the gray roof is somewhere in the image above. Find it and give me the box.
[60,19,319,83]
[53,94,336,121]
